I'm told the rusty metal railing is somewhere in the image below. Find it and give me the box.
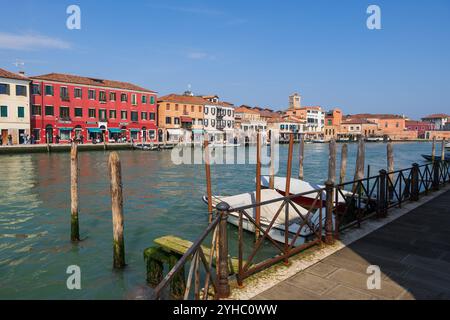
[150,160,449,300]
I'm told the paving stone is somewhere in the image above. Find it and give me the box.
[306,261,338,277]
[322,285,375,300]
[289,272,339,295]
[257,281,324,300]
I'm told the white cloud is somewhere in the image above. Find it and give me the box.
[0,32,71,50]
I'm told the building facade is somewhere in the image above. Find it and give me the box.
[30,73,157,144]
[421,114,449,130]
[0,68,31,145]
[406,120,435,139]
[157,93,206,143]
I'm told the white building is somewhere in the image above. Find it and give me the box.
[202,95,235,142]
[0,68,31,145]
[421,114,449,130]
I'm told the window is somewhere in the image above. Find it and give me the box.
[165,117,171,124]
[141,112,148,120]
[198,119,203,125]
[88,109,96,118]
[32,105,41,116]
[150,96,155,104]
[74,88,82,98]
[396,122,399,128]
[99,91,107,102]
[149,130,155,140]
[88,90,96,100]
[174,117,180,125]
[204,107,208,115]
[109,110,116,119]
[131,111,138,122]
[33,128,40,141]
[166,103,170,111]
[45,85,54,96]
[142,95,147,104]
[16,85,27,96]
[228,110,231,117]
[211,108,216,116]
[45,106,54,116]
[60,87,69,100]
[211,119,215,127]
[59,129,71,141]
[0,106,7,117]
[99,109,107,121]
[204,119,208,127]
[0,83,10,95]
[121,110,127,120]
[131,94,137,105]
[198,106,202,113]
[74,108,83,117]
[175,104,179,111]
[110,92,116,101]
[60,107,70,119]
[385,122,388,128]
[32,84,41,95]
[121,93,127,102]
[227,121,231,128]
[149,112,155,120]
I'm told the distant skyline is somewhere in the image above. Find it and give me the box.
[0,0,449,119]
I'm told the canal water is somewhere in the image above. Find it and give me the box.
[0,142,435,299]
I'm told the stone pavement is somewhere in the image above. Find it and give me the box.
[254,189,450,300]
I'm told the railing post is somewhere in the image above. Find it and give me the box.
[433,160,440,191]
[216,202,230,299]
[325,180,334,245]
[378,169,387,218]
[411,163,419,201]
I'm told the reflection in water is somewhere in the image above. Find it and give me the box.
[0,142,433,299]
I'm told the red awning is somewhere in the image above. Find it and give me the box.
[181,116,193,123]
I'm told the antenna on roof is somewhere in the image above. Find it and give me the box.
[13,59,25,75]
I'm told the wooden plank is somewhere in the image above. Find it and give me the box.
[154,235,244,274]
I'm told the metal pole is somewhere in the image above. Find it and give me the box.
[325,180,334,244]
[216,202,230,299]
[255,131,261,241]
[378,169,387,218]
[411,163,419,201]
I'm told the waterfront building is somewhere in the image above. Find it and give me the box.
[30,73,157,144]
[424,130,450,141]
[405,120,435,139]
[339,118,379,140]
[0,68,31,145]
[157,92,206,143]
[267,115,305,141]
[234,105,267,142]
[421,114,449,130]
[285,104,325,136]
[324,108,343,140]
[201,95,235,142]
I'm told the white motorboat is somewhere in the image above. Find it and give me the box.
[365,137,384,142]
[203,189,322,246]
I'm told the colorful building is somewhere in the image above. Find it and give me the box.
[421,114,449,131]
[0,68,31,145]
[405,120,435,139]
[30,73,157,144]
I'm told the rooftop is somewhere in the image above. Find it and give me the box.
[30,73,155,93]
[158,94,210,105]
[422,114,449,119]
[0,68,30,81]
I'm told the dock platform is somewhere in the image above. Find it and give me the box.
[254,189,450,300]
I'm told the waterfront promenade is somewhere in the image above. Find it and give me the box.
[254,189,450,300]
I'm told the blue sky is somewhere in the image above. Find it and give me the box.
[0,0,449,119]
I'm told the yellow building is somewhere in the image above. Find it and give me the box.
[0,68,31,145]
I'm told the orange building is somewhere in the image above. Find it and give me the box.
[324,108,342,140]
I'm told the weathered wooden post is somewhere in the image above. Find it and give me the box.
[387,143,394,199]
[299,134,305,180]
[103,131,107,150]
[433,159,440,191]
[431,137,436,163]
[378,169,387,218]
[325,180,334,244]
[269,130,276,189]
[216,202,230,299]
[352,137,365,193]
[108,152,125,268]
[411,163,420,201]
[328,139,336,183]
[46,132,51,153]
[255,131,261,241]
[70,142,80,242]
[339,143,348,187]
[284,134,294,264]
[204,139,213,222]
[441,138,446,161]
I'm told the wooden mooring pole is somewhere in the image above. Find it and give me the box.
[339,143,348,187]
[432,137,436,163]
[109,152,126,268]
[442,138,446,161]
[269,130,275,189]
[255,131,262,241]
[299,134,305,180]
[216,202,231,299]
[70,142,80,242]
[387,142,394,199]
[204,139,213,222]
[328,139,336,184]
[284,134,294,265]
[352,137,365,193]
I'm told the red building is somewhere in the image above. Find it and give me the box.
[29,73,157,144]
[405,120,435,138]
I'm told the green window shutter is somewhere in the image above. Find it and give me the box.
[150,96,155,104]
[18,106,25,118]
[1,106,8,117]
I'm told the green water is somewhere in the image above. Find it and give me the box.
[0,142,436,299]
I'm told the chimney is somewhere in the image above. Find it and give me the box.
[18,71,25,76]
